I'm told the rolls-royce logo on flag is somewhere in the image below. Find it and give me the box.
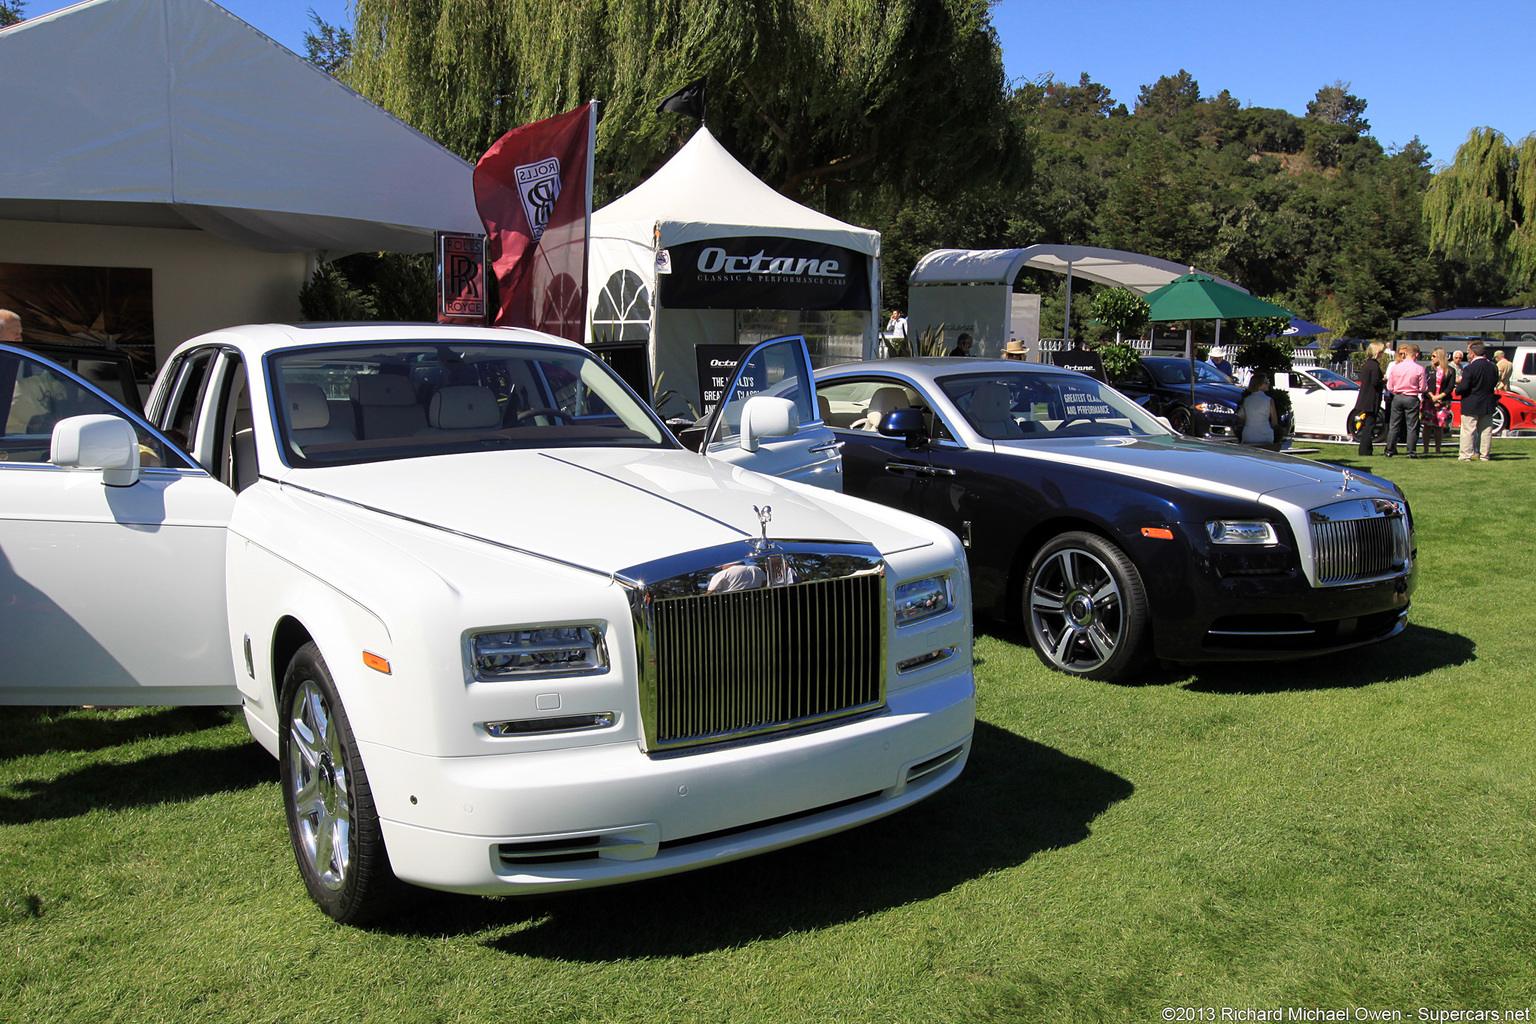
[515,158,562,242]
[473,102,596,341]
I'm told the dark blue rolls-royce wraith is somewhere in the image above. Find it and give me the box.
[813,358,1416,682]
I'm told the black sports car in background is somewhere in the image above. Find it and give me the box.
[1110,355,1276,437]
[814,358,1415,682]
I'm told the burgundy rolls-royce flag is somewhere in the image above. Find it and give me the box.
[473,102,596,341]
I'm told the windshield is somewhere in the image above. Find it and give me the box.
[938,371,1171,441]
[268,341,671,466]
[1306,367,1358,390]
[1147,360,1236,387]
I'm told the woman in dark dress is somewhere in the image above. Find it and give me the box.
[1353,341,1387,455]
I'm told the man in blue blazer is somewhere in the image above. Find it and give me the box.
[1455,340,1499,461]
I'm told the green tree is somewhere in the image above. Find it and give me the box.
[347,0,1025,210]
[1306,81,1370,135]
[1423,127,1536,292]
[1,0,24,27]
[303,8,352,77]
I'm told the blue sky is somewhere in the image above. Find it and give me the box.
[991,0,1535,167]
[21,0,1536,168]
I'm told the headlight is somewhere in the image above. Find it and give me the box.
[1206,520,1278,545]
[894,575,954,627]
[1195,401,1235,415]
[470,625,608,681]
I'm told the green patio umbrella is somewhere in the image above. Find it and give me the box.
[1144,272,1294,323]
[1142,273,1293,433]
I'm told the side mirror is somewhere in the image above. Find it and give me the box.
[51,414,141,487]
[879,407,929,448]
[738,396,799,452]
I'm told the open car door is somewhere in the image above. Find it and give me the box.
[0,344,238,706]
[702,335,843,490]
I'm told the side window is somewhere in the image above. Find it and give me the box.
[0,351,189,469]
[1523,353,1536,374]
[160,349,217,451]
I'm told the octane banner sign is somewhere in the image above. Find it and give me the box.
[659,236,870,310]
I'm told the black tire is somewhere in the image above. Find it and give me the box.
[1023,532,1152,683]
[279,642,401,924]
[1168,406,1194,435]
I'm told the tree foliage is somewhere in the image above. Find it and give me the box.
[347,0,1025,210]
[303,8,353,77]
[1,0,24,28]
[1423,127,1536,291]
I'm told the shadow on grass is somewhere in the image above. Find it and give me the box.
[0,742,276,825]
[1175,623,1474,694]
[375,721,1133,958]
[0,706,239,760]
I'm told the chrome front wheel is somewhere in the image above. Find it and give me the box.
[279,642,400,923]
[1024,532,1151,682]
[287,677,352,891]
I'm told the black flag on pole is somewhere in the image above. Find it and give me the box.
[657,77,707,121]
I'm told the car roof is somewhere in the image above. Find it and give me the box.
[163,322,587,363]
[817,357,1094,384]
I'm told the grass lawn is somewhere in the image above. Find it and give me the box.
[4,442,1534,1023]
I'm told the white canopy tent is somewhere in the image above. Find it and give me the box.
[0,0,481,363]
[589,126,880,414]
[908,244,1245,358]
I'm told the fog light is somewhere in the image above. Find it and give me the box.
[484,712,617,737]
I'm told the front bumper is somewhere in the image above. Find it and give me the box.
[1130,527,1416,663]
[364,668,974,894]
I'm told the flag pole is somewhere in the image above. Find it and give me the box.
[583,99,599,346]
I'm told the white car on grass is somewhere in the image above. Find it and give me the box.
[1274,365,1361,442]
[0,325,974,924]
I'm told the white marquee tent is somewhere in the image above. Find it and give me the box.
[588,126,880,414]
[0,0,481,364]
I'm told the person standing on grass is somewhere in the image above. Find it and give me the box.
[1383,344,1427,458]
[1456,340,1499,461]
[1353,341,1387,456]
[1236,372,1281,451]
[1495,349,1513,391]
[1420,347,1455,455]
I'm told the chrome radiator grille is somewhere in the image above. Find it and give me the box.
[640,562,885,751]
[1309,497,1412,585]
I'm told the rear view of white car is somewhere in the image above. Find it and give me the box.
[0,325,974,924]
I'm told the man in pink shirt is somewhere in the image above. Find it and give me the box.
[1384,344,1428,458]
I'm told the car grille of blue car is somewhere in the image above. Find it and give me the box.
[1309,497,1412,585]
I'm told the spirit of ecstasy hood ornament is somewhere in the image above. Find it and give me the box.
[1338,468,1356,494]
[752,505,773,551]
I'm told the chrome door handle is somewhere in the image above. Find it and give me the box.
[884,461,924,475]
[809,440,844,455]
[919,466,956,477]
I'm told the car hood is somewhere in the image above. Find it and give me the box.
[993,435,1395,505]
[280,448,898,575]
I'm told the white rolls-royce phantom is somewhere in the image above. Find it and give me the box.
[0,324,974,924]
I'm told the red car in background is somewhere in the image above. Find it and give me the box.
[1448,388,1536,436]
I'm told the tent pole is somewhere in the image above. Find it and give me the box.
[1063,261,1074,348]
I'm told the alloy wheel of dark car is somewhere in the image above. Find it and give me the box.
[1168,406,1194,435]
[280,642,402,924]
[1024,532,1151,683]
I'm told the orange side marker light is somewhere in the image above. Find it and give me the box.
[362,651,392,675]
[1141,527,1175,540]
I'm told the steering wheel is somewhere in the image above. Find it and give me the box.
[516,407,567,424]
